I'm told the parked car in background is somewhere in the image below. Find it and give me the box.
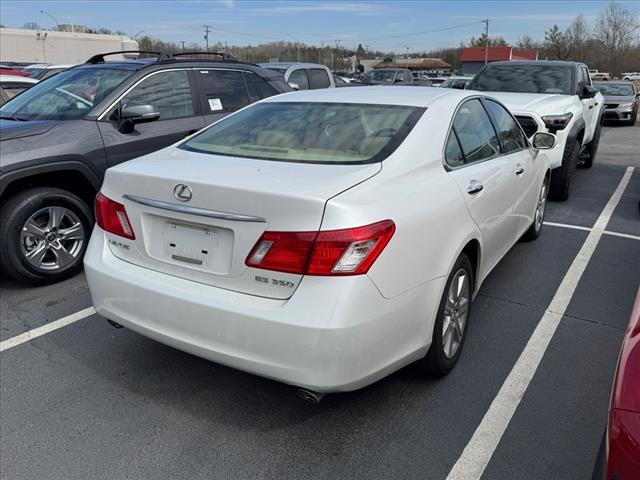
[600,288,640,480]
[622,72,640,81]
[0,75,38,106]
[439,76,474,89]
[0,51,291,285]
[259,62,335,90]
[468,60,605,201]
[595,81,638,126]
[84,86,554,398]
[21,63,74,80]
[333,75,369,88]
[366,68,432,86]
[591,72,612,81]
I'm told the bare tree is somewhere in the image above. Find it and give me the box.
[566,14,590,61]
[595,1,640,74]
[515,35,537,50]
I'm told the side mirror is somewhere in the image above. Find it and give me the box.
[532,132,556,150]
[118,104,160,133]
[581,85,598,99]
[288,82,300,90]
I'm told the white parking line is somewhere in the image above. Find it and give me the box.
[544,221,640,241]
[0,307,96,353]
[447,166,635,480]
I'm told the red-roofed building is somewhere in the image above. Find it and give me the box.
[461,46,538,75]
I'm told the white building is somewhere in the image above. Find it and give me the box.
[0,28,139,64]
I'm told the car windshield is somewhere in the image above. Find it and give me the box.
[181,101,424,164]
[596,83,635,96]
[368,70,395,82]
[469,65,574,95]
[0,67,132,120]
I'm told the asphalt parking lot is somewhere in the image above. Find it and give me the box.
[1,123,639,480]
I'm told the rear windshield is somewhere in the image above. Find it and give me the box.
[181,102,425,164]
[596,83,635,96]
[469,65,574,95]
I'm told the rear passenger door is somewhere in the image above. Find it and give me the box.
[194,69,252,125]
[446,98,518,274]
[287,68,310,90]
[307,68,332,89]
[98,69,206,167]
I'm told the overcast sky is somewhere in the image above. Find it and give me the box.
[2,1,638,52]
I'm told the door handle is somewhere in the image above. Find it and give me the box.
[515,166,525,175]
[467,181,484,194]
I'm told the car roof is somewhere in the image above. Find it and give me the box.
[44,64,75,69]
[488,60,583,68]
[0,75,38,83]
[264,85,472,107]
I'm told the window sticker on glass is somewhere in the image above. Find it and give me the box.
[208,98,223,111]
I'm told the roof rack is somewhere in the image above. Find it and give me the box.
[85,51,170,64]
[169,52,238,62]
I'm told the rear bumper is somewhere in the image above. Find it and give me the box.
[85,228,443,392]
[605,409,640,480]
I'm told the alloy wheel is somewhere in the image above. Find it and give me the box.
[20,206,85,271]
[442,268,470,359]
[534,179,548,233]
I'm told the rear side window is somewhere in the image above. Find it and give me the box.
[485,99,527,154]
[243,72,277,103]
[196,69,249,113]
[181,102,425,164]
[452,99,500,164]
[113,70,194,121]
[288,69,310,90]
[308,68,331,89]
[445,131,465,167]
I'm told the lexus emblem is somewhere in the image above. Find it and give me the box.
[173,184,192,202]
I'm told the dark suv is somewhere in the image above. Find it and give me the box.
[0,51,291,284]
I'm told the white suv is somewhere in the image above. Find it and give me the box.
[468,61,605,200]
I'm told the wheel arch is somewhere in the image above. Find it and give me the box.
[0,162,100,212]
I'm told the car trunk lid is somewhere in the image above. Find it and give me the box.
[100,147,381,299]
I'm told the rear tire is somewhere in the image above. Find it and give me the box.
[522,174,549,242]
[421,253,474,377]
[0,187,92,285]
[578,123,601,169]
[549,138,580,201]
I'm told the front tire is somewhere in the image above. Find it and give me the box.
[549,138,580,201]
[0,187,93,285]
[578,122,602,169]
[421,253,474,376]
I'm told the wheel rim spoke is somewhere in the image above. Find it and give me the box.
[58,223,83,240]
[51,243,75,268]
[442,268,470,359]
[46,206,66,230]
[23,219,46,239]
[25,242,48,267]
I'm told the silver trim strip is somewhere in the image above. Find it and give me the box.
[122,194,266,223]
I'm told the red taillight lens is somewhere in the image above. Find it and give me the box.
[246,220,395,276]
[94,192,135,240]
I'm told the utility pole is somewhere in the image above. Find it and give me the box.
[482,18,490,65]
[319,41,324,64]
[180,40,186,51]
[332,39,340,71]
[202,24,212,51]
[287,34,301,62]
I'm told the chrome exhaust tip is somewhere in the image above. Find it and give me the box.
[297,388,325,404]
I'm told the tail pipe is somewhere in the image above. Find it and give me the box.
[297,388,325,404]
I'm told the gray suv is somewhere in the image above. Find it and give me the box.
[0,51,291,284]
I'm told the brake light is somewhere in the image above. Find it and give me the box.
[246,220,395,276]
[95,192,135,240]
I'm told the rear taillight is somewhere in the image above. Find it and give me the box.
[95,192,135,240]
[246,220,395,276]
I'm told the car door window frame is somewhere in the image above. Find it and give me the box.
[482,98,529,155]
[443,96,512,171]
[288,68,310,90]
[97,68,200,122]
[194,67,251,114]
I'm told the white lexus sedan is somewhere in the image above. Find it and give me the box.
[85,87,554,400]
